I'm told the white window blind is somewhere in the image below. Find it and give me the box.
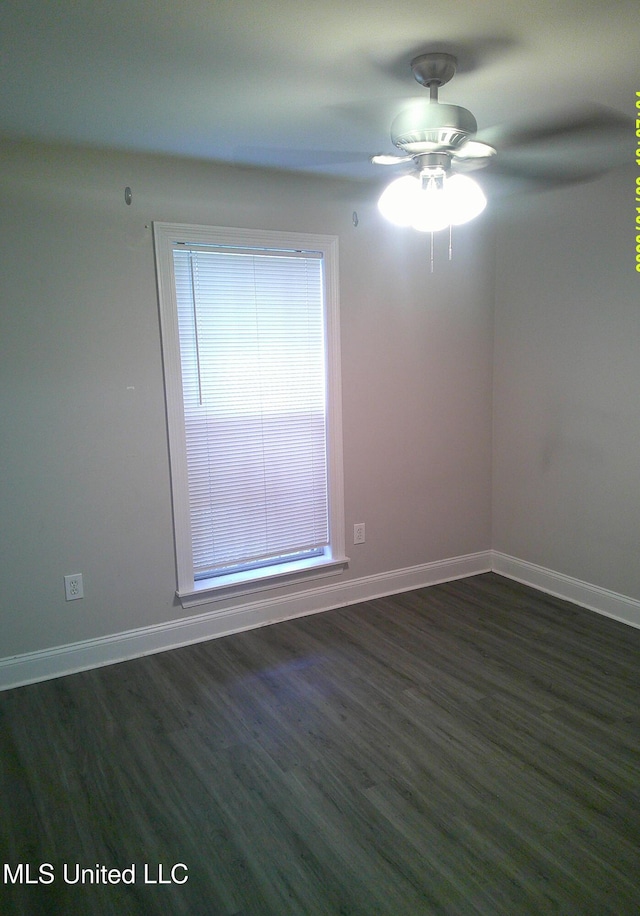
[172,244,330,579]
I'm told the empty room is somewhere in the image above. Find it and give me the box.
[1,1,639,913]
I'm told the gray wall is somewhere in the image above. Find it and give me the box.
[0,139,494,659]
[493,164,640,599]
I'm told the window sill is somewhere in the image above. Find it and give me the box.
[177,555,350,608]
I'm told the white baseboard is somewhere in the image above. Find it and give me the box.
[0,551,492,691]
[492,551,640,630]
[5,551,637,692]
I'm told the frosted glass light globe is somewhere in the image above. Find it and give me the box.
[377,175,421,226]
[444,174,487,225]
[378,172,487,231]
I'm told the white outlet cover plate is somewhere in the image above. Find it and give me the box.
[64,574,84,600]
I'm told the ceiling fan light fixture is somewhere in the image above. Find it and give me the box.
[377,171,486,232]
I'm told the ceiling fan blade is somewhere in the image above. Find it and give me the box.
[451,140,497,172]
[456,140,497,158]
[487,159,608,188]
[477,105,630,151]
[370,153,413,166]
[476,104,631,188]
[234,146,370,169]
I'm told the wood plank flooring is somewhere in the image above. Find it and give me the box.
[1,573,639,915]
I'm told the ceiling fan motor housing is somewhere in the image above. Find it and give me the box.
[391,101,478,154]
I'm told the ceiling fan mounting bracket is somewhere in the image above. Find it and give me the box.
[410,52,457,88]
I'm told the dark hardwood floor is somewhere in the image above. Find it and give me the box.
[1,573,639,915]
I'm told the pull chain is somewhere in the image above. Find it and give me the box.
[430,225,454,273]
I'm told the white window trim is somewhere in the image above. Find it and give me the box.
[154,222,348,607]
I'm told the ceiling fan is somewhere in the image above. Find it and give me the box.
[371,51,629,233]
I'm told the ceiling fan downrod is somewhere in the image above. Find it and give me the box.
[410,52,458,100]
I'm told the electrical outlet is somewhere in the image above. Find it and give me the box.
[353,523,366,545]
[64,574,84,601]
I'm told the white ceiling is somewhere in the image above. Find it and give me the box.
[0,0,637,184]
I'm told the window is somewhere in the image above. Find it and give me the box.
[154,223,346,606]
